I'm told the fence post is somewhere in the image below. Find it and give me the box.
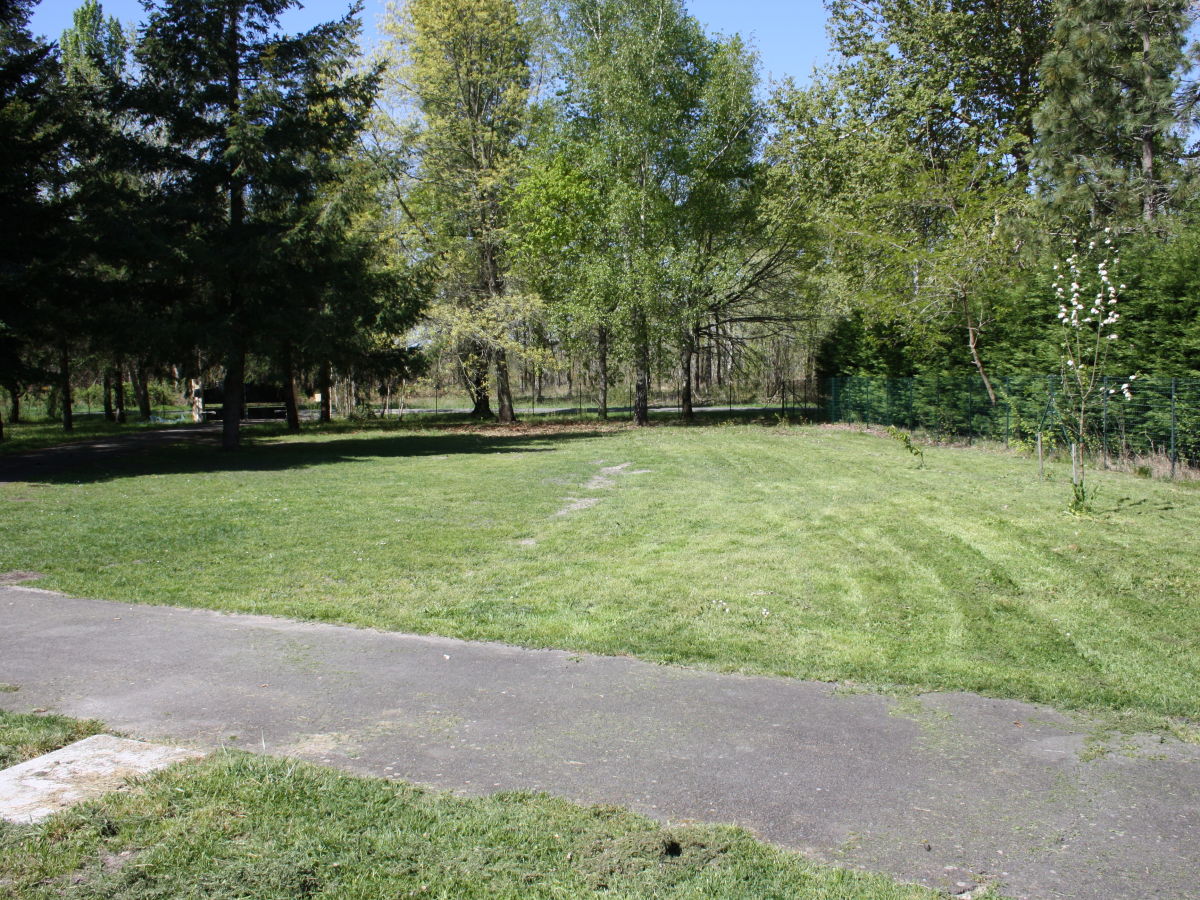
[1101,376,1108,469]
[1171,377,1178,480]
[1004,377,1011,446]
[934,375,942,434]
[966,377,974,444]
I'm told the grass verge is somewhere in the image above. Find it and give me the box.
[0,710,104,769]
[0,713,944,899]
[2,421,1198,722]
[0,749,944,900]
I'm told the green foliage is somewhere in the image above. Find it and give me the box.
[1034,0,1190,224]
[513,0,801,422]
[378,0,534,419]
[1104,222,1200,375]
[885,425,924,466]
[60,0,126,87]
[134,0,398,445]
[0,1,70,408]
[771,0,1052,393]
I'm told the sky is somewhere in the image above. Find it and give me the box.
[28,0,834,87]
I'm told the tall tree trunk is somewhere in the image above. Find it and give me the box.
[9,385,21,424]
[318,361,332,423]
[129,364,143,417]
[113,363,127,424]
[221,345,246,451]
[190,377,204,423]
[597,325,609,420]
[135,361,152,420]
[496,351,516,423]
[59,344,73,432]
[103,370,114,422]
[680,329,695,422]
[464,343,493,419]
[962,296,997,406]
[633,311,650,426]
[0,405,4,442]
[283,344,301,433]
[221,3,245,452]
[1141,28,1156,222]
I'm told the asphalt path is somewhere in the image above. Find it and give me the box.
[1,587,1196,900]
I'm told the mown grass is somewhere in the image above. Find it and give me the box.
[2,421,1198,721]
[0,709,104,769]
[0,749,942,900]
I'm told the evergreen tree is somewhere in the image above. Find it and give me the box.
[1034,0,1191,224]
[0,0,74,435]
[136,0,382,449]
[59,0,147,424]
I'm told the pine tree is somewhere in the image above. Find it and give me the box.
[136,0,380,449]
[0,0,76,435]
[1034,0,1190,225]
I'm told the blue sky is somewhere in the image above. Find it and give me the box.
[29,0,834,86]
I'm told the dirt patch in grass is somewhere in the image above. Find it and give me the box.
[579,825,734,889]
[445,421,628,438]
[587,461,631,489]
[0,571,43,585]
[556,497,602,516]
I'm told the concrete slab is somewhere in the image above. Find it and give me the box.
[1,586,1197,899]
[0,734,203,824]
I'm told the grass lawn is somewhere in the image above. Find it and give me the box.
[2,421,1198,723]
[0,709,104,769]
[0,718,941,900]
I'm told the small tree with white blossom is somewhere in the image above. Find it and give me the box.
[1053,229,1135,511]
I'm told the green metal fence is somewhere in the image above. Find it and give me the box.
[821,375,1200,474]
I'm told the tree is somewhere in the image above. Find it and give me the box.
[826,0,1053,176]
[1034,0,1191,225]
[542,0,795,425]
[136,0,381,449]
[58,0,147,425]
[1052,230,1129,509]
[380,0,533,422]
[61,0,125,87]
[0,0,75,435]
[768,0,1055,399]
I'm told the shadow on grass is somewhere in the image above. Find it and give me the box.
[15,425,609,485]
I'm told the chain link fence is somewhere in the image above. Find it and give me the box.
[819,375,1200,477]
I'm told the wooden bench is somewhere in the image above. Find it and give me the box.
[203,405,288,421]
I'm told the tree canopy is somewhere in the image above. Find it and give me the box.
[3,0,1200,440]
